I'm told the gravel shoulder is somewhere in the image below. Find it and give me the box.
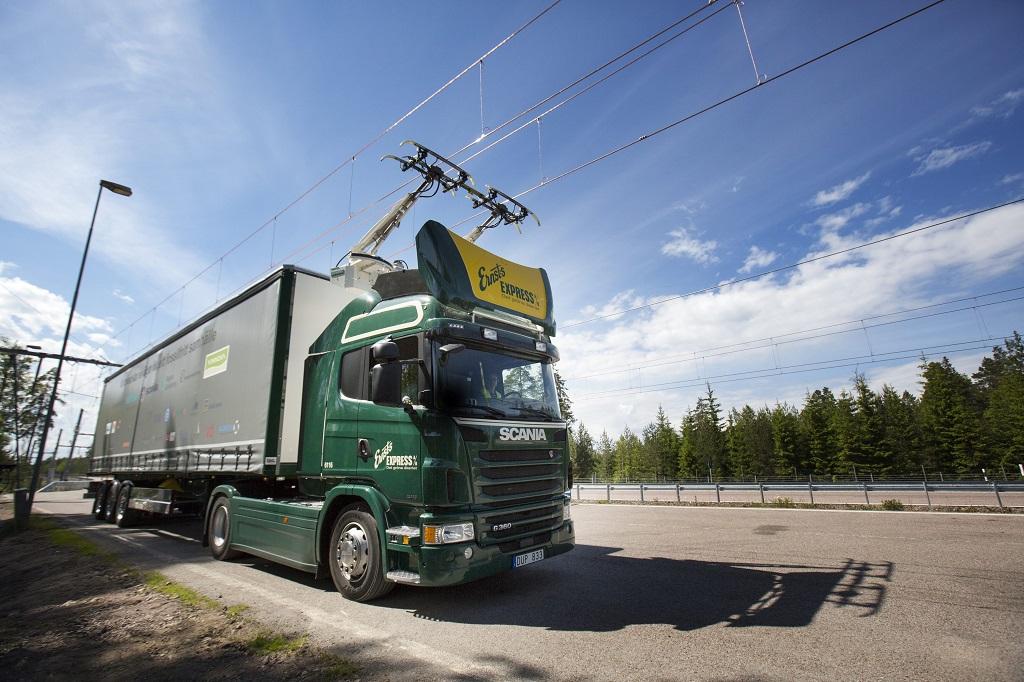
[0,518,356,681]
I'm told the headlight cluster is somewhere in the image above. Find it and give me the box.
[422,522,475,544]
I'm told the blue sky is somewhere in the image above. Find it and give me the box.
[2,0,1023,445]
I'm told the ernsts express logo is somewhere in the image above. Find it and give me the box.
[373,440,417,470]
[478,262,537,306]
[498,427,547,442]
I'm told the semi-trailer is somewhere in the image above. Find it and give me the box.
[87,142,574,601]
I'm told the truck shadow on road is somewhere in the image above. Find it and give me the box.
[375,544,893,632]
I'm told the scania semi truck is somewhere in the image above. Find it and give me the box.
[88,143,574,601]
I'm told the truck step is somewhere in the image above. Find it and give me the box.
[386,570,421,585]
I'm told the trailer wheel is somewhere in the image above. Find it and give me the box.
[208,497,241,560]
[93,482,110,520]
[328,506,394,602]
[114,484,137,528]
[104,483,120,523]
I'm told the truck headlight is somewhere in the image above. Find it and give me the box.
[422,522,475,544]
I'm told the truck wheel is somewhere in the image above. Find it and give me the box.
[93,482,110,520]
[104,483,120,523]
[208,497,241,560]
[114,484,137,528]
[328,507,394,602]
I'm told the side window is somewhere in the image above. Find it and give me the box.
[339,348,365,399]
[395,336,420,401]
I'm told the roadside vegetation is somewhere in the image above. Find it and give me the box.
[564,334,1024,483]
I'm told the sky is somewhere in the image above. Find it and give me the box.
[2,0,1023,455]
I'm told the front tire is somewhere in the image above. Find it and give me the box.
[328,506,394,602]
[208,497,241,560]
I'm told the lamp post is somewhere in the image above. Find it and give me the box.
[28,180,131,510]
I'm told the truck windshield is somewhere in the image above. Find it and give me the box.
[436,344,562,421]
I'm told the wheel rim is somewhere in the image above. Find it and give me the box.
[211,505,229,550]
[335,522,369,582]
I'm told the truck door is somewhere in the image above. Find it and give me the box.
[322,348,364,479]
[356,335,424,503]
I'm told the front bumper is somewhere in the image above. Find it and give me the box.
[411,520,574,587]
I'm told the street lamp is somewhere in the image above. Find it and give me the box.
[28,179,132,510]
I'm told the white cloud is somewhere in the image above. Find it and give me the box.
[911,141,992,176]
[739,246,779,274]
[814,202,870,232]
[811,172,871,207]
[559,204,1024,437]
[1000,172,1024,186]
[0,272,117,458]
[0,3,221,291]
[112,289,135,304]
[661,227,718,264]
[968,88,1024,121]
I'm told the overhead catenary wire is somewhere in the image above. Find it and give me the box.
[267,0,733,271]
[575,336,1011,401]
[167,0,735,325]
[562,197,1022,329]
[380,0,952,261]
[563,286,1024,381]
[101,0,563,351]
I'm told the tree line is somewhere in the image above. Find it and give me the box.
[562,333,1024,482]
[0,340,61,490]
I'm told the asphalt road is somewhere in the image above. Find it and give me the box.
[32,492,1024,681]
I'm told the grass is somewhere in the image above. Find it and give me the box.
[226,603,250,620]
[247,632,309,655]
[880,499,905,511]
[143,571,221,610]
[772,496,797,508]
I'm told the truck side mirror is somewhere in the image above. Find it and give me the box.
[371,361,402,406]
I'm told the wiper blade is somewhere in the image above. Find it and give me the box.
[514,407,556,420]
[459,404,507,418]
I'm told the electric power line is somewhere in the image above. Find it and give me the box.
[575,336,1010,401]
[564,197,1023,329]
[101,1,563,351]
[564,286,1024,381]
[261,0,733,274]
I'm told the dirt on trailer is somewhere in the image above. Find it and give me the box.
[0,519,356,681]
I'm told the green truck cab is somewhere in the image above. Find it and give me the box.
[90,216,574,602]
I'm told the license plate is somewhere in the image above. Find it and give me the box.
[513,548,545,568]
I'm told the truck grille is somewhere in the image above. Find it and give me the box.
[472,447,565,547]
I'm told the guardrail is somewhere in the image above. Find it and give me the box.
[573,481,1024,508]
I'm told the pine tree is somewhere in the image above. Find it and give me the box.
[677,408,699,479]
[973,333,1024,472]
[572,423,596,480]
[596,430,615,481]
[852,373,884,475]
[800,388,839,475]
[553,369,574,427]
[649,405,678,481]
[877,385,922,476]
[771,403,806,477]
[726,405,775,480]
[919,357,981,475]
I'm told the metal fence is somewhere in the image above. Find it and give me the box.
[573,481,1024,508]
